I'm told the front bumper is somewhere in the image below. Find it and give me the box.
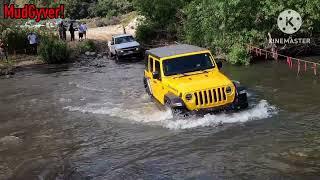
[118,50,143,59]
[177,92,248,113]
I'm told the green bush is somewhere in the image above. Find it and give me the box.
[135,21,157,43]
[181,0,264,65]
[134,0,187,42]
[77,40,96,53]
[1,28,28,53]
[65,0,133,19]
[39,38,70,64]
[134,0,320,64]
[1,26,58,54]
[94,0,133,18]
[227,43,250,65]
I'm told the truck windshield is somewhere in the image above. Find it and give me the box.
[163,53,214,76]
[115,36,135,44]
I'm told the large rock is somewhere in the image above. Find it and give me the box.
[0,67,14,76]
[85,51,90,56]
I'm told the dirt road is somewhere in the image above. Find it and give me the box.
[85,18,137,41]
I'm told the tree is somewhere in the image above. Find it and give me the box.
[181,0,320,64]
[63,0,94,19]
[134,0,191,42]
[94,0,133,17]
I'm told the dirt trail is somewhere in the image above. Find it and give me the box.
[86,18,137,42]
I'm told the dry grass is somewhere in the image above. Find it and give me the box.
[120,11,138,26]
[79,17,121,28]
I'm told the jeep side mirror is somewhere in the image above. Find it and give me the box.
[217,61,222,69]
[152,71,160,80]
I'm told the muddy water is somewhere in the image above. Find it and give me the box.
[0,56,320,179]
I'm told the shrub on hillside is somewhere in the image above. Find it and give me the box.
[135,21,157,43]
[1,28,28,53]
[227,43,250,65]
[134,0,187,43]
[94,17,120,27]
[65,0,133,19]
[77,40,96,53]
[1,27,58,54]
[181,0,320,64]
[39,38,70,64]
[94,0,133,18]
[135,0,320,64]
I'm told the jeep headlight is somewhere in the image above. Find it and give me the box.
[185,94,193,101]
[135,47,140,51]
[226,86,232,94]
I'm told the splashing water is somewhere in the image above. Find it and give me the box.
[164,100,277,129]
[64,98,277,130]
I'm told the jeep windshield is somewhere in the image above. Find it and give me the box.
[163,53,214,76]
[115,36,135,44]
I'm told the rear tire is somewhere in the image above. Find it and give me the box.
[144,78,152,96]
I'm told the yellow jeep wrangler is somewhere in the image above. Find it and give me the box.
[143,44,248,114]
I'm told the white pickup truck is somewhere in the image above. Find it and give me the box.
[108,34,143,62]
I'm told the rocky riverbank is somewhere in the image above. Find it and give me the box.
[0,66,14,76]
[0,55,43,77]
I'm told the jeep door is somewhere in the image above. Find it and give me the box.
[151,59,164,103]
[145,56,164,103]
[145,55,154,95]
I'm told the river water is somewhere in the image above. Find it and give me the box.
[0,56,320,180]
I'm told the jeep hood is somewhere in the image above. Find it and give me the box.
[165,71,233,93]
[115,41,140,50]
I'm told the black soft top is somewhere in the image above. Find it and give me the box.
[146,44,207,59]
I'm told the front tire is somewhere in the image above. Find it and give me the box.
[233,93,249,111]
[164,98,186,117]
[115,54,120,63]
[108,50,113,58]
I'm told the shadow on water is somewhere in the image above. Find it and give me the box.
[15,63,72,75]
[9,160,90,180]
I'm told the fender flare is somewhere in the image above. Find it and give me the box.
[164,92,185,108]
[232,80,247,95]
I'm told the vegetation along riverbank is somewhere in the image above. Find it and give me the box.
[1,0,320,70]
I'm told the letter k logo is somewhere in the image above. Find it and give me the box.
[286,17,294,27]
[277,9,302,34]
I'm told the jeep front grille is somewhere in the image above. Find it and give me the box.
[194,88,227,106]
